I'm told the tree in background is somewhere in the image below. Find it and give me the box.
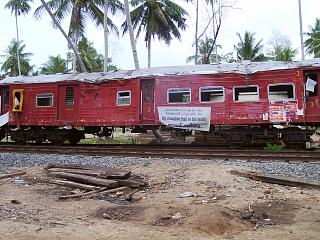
[5,0,33,75]
[305,18,320,58]
[35,0,123,73]
[187,37,235,64]
[193,0,236,64]
[274,46,297,61]
[267,31,297,61]
[77,37,108,72]
[234,31,266,62]
[40,55,67,74]
[1,39,33,77]
[122,0,188,68]
[187,37,216,64]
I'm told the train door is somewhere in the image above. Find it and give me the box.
[305,72,320,120]
[140,79,155,123]
[58,85,77,121]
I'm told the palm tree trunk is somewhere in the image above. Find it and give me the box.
[103,0,108,73]
[194,0,199,65]
[124,0,140,69]
[39,0,86,73]
[147,37,151,68]
[14,11,21,76]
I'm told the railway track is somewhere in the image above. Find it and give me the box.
[0,143,319,162]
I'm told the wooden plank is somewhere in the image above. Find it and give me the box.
[47,168,106,177]
[47,179,101,191]
[49,172,118,188]
[45,164,131,179]
[59,186,129,200]
[0,171,26,180]
[230,169,320,190]
[117,178,147,188]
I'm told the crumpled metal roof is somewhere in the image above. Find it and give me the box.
[1,59,320,85]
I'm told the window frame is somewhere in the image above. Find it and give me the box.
[199,86,225,103]
[116,90,131,106]
[267,83,295,101]
[233,85,259,102]
[167,88,191,104]
[65,87,75,106]
[36,93,54,108]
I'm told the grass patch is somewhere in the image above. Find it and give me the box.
[265,143,286,152]
[79,137,137,144]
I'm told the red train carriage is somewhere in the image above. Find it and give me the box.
[0,59,320,145]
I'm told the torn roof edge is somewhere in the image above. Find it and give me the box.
[1,59,320,85]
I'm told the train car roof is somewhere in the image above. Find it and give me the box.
[1,59,320,85]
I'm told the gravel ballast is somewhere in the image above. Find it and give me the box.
[0,152,320,182]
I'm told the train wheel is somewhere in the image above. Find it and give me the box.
[51,139,64,145]
[68,135,81,145]
[0,129,5,142]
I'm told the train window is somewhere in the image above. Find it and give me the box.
[234,86,259,102]
[306,74,318,97]
[144,83,154,103]
[117,91,131,106]
[3,89,9,105]
[268,84,295,101]
[36,93,53,107]
[12,89,24,112]
[200,86,224,103]
[65,87,74,105]
[168,88,191,104]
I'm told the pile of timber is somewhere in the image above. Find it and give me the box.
[45,163,147,200]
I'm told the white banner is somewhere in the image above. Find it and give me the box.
[306,77,317,92]
[158,106,211,131]
[0,112,9,127]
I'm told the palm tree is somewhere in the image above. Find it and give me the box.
[305,18,320,58]
[187,37,217,64]
[122,0,188,68]
[40,55,67,74]
[77,37,104,72]
[35,0,123,72]
[5,0,33,76]
[234,31,266,62]
[274,46,297,61]
[1,39,33,77]
[124,0,140,69]
[38,0,86,72]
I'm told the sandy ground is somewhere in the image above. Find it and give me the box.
[0,161,319,240]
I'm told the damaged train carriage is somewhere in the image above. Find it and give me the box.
[0,59,320,145]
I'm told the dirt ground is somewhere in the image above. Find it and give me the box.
[0,161,319,240]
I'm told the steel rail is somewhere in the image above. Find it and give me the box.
[0,144,319,162]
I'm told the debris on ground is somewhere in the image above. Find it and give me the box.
[230,169,320,190]
[0,171,26,180]
[45,164,147,201]
[178,191,203,198]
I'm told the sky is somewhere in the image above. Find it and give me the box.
[0,0,319,72]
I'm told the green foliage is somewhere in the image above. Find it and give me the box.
[34,0,123,40]
[67,37,117,72]
[40,55,67,74]
[79,136,137,144]
[234,31,267,62]
[274,46,297,61]
[267,31,297,61]
[122,0,188,66]
[1,39,33,77]
[5,0,33,16]
[265,143,285,152]
[304,18,320,58]
[187,37,236,64]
